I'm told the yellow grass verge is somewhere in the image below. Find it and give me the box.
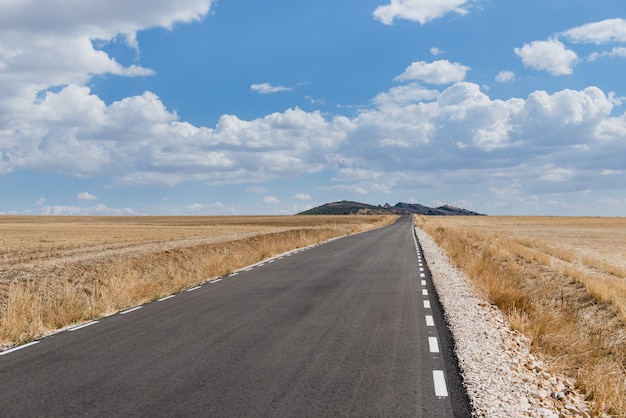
[0,216,396,349]
[415,216,626,418]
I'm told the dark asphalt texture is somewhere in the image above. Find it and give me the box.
[0,216,471,417]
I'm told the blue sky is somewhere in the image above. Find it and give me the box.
[1,0,626,215]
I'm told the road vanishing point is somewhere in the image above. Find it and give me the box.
[0,216,471,417]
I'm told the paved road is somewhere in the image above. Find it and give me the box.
[0,216,471,417]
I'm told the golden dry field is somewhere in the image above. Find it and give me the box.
[0,215,396,348]
[416,216,626,417]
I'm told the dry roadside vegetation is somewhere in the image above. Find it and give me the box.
[0,215,396,349]
[415,216,626,417]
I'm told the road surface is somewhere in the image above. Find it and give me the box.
[0,216,471,417]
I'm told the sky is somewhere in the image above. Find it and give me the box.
[1,0,626,216]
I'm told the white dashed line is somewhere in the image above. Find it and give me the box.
[68,321,99,331]
[157,295,175,302]
[210,279,222,284]
[420,273,426,278]
[421,280,427,286]
[428,337,440,353]
[230,272,239,276]
[119,306,142,315]
[244,268,253,272]
[422,289,429,296]
[186,286,202,292]
[433,370,449,397]
[425,315,435,327]
[423,300,431,309]
[0,341,40,356]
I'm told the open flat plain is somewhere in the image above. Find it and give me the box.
[0,215,395,346]
[416,216,626,417]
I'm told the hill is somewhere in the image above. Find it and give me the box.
[298,201,485,216]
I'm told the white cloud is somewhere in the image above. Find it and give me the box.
[0,1,213,119]
[430,47,444,56]
[250,83,293,94]
[395,60,470,85]
[601,169,623,176]
[374,0,474,25]
[186,202,236,214]
[540,167,574,182]
[514,39,578,76]
[373,83,439,105]
[78,192,98,201]
[588,47,626,61]
[38,204,136,216]
[495,71,515,83]
[562,18,626,44]
[295,193,312,201]
[263,196,280,204]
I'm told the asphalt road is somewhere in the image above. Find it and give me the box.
[0,216,471,417]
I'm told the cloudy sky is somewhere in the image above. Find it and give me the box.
[1,0,626,216]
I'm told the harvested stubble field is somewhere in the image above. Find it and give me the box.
[0,215,396,349]
[416,216,626,417]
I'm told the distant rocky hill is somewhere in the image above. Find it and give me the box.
[297,200,485,216]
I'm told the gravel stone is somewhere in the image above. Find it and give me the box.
[415,227,595,418]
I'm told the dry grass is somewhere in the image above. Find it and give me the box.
[0,215,396,348]
[415,216,626,417]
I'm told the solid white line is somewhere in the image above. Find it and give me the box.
[433,370,449,397]
[422,289,429,296]
[0,341,40,356]
[119,306,142,315]
[157,295,175,302]
[421,280,427,286]
[425,315,435,326]
[68,321,99,331]
[186,286,202,292]
[210,278,222,284]
[423,300,431,309]
[429,337,440,353]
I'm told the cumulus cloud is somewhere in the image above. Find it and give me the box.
[77,192,98,201]
[263,196,280,204]
[395,60,470,85]
[562,18,626,44]
[495,71,515,83]
[374,0,474,25]
[430,47,444,56]
[589,47,626,61]
[514,39,578,76]
[38,204,136,216]
[250,83,293,94]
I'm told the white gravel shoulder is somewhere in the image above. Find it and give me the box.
[415,227,593,418]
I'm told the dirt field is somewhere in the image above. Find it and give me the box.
[0,215,396,346]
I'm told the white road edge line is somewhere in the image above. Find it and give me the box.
[68,321,99,331]
[425,315,435,327]
[210,278,222,284]
[187,286,202,292]
[433,370,449,397]
[422,289,429,296]
[119,306,142,315]
[157,295,176,302]
[428,337,440,353]
[423,300,431,309]
[0,341,40,356]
